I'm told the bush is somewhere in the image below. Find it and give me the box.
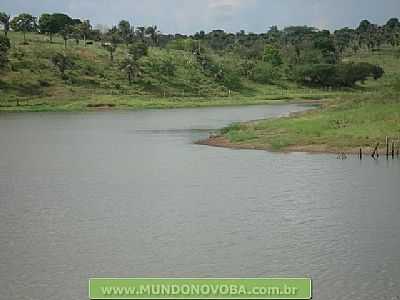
[51,52,75,79]
[263,44,283,66]
[0,35,11,69]
[294,62,384,87]
[250,62,281,84]
[220,66,241,90]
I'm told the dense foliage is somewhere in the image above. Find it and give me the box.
[0,35,10,68]
[0,10,398,93]
[294,63,384,87]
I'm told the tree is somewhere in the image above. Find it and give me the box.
[103,29,122,62]
[384,18,400,47]
[128,41,148,60]
[250,62,280,84]
[39,13,73,43]
[135,26,145,41]
[159,57,176,77]
[38,13,52,40]
[334,28,355,57]
[51,52,74,79]
[283,26,317,63]
[104,43,117,61]
[312,30,337,64]
[0,35,11,69]
[386,18,400,30]
[263,44,282,66]
[77,20,92,46]
[119,41,149,84]
[294,62,384,87]
[10,13,37,43]
[60,25,74,48]
[118,20,133,45]
[120,56,141,84]
[265,26,282,44]
[145,25,159,45]
[356,20,380,50]
[0,12,11,37]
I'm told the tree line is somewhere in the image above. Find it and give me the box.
[1,11,399,88]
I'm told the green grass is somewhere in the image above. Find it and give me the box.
[1,31,341,112]
[229,101,400,151]
[221,48,400,152]
[2,32,400,154]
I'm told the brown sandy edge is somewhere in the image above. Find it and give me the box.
[196,136,386,156]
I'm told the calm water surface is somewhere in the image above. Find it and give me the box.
[0,105,399,300]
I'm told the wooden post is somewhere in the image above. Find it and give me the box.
[372,142,380,159]
[359,148,362,160]
[386,136,389,159]
[392,142,395,159]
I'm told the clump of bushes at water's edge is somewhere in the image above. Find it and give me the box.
[294,62,384,87]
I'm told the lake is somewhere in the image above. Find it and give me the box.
[0,104,399,300]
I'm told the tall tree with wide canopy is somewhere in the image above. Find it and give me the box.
[10,13,37,43]
[39,13,74,43]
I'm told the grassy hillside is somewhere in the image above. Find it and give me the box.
[205,48,400,154]
[0,31,342,111]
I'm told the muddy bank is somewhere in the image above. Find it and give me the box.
[197,135,392,156]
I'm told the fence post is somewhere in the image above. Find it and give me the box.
[372,143,380,159]
[392,142,395,159]
[386,136,389,159]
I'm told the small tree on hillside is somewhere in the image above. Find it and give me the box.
[120,56,140,84]
[60,25,74,49]
[51,52,74,79]
[118,20,133,45]
[78,20,92,46]
[102,30,121,62]
[128,41,148,60]
[10,13,37,44]
[145,25,160,45]
[120,41,149,84]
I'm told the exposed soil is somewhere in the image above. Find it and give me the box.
[197,135,394,156]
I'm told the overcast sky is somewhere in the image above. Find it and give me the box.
[1,0,399,34]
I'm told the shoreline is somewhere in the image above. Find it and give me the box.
[197,135,391,155]
[0,98,324,113]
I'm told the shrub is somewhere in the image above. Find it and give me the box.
[0,35,11,69]
[263,44,283,66]
[250,62,281,84]
[50,52,75,79]
[294,62,384,87]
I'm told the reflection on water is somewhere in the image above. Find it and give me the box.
[0,105,399,300]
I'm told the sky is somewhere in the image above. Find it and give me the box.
[1,0,399,34]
